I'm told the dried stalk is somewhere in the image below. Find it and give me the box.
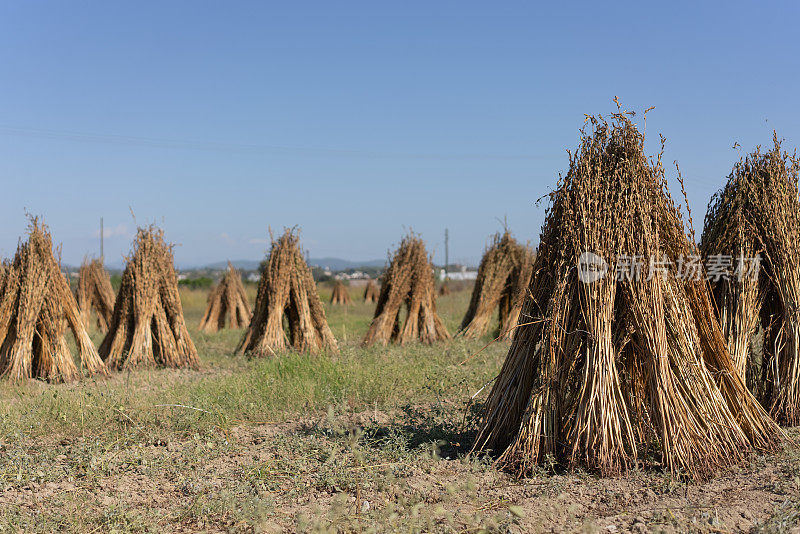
[199,262,252,332]
[459,231,534,339]
[75,257,115,333]
[99,226,199,370]
[701,136,800,424]
[0,218,107,382]
[362,233,450,346]
[238,229,338,356]
[472,111,782,480]
[363,279,379,303]
[439,282,451,296]
[330,281,352,305]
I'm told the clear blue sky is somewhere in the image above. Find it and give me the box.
[1,1,798,267]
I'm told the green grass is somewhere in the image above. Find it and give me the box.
[0,287,502,441]
[0,285,519,532]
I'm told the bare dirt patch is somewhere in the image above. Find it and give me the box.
[2,407,799,532]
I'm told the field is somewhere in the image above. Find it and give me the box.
[0,284,799,533]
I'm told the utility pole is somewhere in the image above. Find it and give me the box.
[444,228,449,280]
[100,217,104,260]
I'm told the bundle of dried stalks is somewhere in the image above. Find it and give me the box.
[701,136,800,424]
[75,258,115,333]
[459,231,534,339]
[362,234,450,346]
[199,262,252,333]
[0,219,107,382]
[238,229,337,355]
[363,279,379,303]
[330,281,352,305]
[99,226,199,370]
[472,110,781,480]
[438,282,451,296]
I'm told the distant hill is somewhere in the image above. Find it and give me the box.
[201,260,263,271]
[307,257,386,270]
[178,258,386,272]
[62,262,124,273]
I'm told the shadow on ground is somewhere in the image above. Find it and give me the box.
[298,402,484,460]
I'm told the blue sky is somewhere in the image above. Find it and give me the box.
[1,1,798,267]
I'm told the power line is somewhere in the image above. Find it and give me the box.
[0,124,547,161]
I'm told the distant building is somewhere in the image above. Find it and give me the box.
[439,265,477,281]
[334,270,371,281]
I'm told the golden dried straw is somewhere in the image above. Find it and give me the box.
[362,233,450,346]
[471,109,782,480]
[238,229,338,355]
[330,280,352,305]
[459,231,534,339]
[701,135,800,425]
[99,226,199,370]
[363,279,379,303]
[199,262,252,333]
[75,257,115,333]
[0,218,107,382]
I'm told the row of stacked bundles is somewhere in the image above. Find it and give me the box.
[1,106,797,481]
[0,223,199,381]
[0,219,453,382]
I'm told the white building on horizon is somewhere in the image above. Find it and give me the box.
[439,265,477,281]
